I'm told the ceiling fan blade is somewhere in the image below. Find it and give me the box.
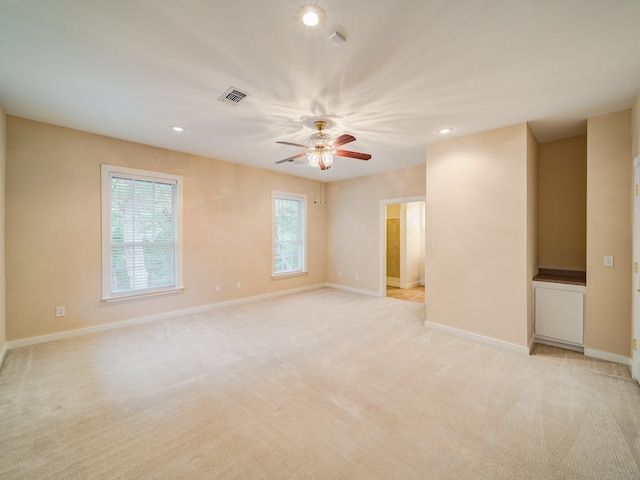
[276,141,309,148]
[335,150,372,161]
[276,152,307,164]
[329,134,356,147]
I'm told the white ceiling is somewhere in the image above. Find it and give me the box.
[1,0,640,182]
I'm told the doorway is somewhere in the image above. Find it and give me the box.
[380,197,426,304]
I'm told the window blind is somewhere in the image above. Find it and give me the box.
[108,172,177,296]
[273,193,306,275]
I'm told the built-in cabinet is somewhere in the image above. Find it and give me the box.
[533,280,585,350]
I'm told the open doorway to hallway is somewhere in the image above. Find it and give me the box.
[382,199,425,304]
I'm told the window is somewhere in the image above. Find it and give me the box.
[101,164,183,300]
[273,191,307,276]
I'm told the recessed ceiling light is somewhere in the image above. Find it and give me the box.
[297,6,325,28]
[170,125,185,132]
[303,11,319,26]
[437,127,453,135]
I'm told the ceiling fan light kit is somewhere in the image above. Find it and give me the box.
[276,119,371,171]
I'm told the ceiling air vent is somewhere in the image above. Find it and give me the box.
[218,87,250,106]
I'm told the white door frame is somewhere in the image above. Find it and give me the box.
[379,195,426,298]
[633,156,640,382]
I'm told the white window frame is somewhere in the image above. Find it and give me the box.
[272,191,307,277]
[101,164,184,301]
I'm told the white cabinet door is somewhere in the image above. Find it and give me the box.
[535,286,584,345]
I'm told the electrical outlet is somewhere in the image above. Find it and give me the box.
[215,285,221,293]
[355,274,359,281]
[55,306,65,318]
[338,272,343,278]
[236,281,241,289]
[604,256,614,267]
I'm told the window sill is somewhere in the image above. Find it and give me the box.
[271,271,308,280]
[102,287,184,303]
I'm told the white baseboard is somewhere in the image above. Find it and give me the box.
[0,342,7,370]
[584,347,632,368]
[424,320,530,355]
[325,283,380,297]
[534,336,584,353]
[386,280,422,289]
[5,284,327,351]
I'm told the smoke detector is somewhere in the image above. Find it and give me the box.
[329,30,346,47]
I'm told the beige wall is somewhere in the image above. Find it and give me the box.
[586,110,632,357]
[632,94,640,159]
[6,117,326,341]
[0,105,6,354]
[538,135,587,270]
[404,202,423,287]
[425,123,531,348]
[5,108,636,357]
[526,125,538,344]
[326,165,426,294]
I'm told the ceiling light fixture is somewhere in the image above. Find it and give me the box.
[303,11,319,26]
[297,6,325,28]
[437,127,453,134]
[170,125,185,132]
[308,121,334,170]
[275,117,371,170]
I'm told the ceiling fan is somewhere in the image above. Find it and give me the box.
[276,120,371,170]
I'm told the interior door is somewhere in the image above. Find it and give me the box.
[633,156,640,382]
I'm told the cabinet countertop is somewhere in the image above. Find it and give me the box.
[533,269,586,286]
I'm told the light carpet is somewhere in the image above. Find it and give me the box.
[1,288,639,479]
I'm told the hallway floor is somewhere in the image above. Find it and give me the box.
[386,285,425,304]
